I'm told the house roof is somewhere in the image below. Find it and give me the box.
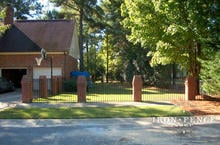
[0,20,77,52]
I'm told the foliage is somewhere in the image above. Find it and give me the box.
[41,9,64,20]
[84,46,105,81]
[0,24,10,38]
[200,51,220,95]
[0,8,10,37]
[121,0,220,76]
[97,0,174,85]
[50,0,105,71]
[63,78,77,92]
[121,0,220,96]
[0,0,43,19]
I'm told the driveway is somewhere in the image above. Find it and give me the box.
[0,117,220,145]
[0,90,21,110]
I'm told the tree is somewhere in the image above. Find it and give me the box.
[42,9,64,20]
[0,6,11,37]
[99,0,170,85]
[0,24,10,38]
[83,30,104,81]
[50,0,104,71]
[121,0,220,99]
[0,0,43,19]
[200,51,220,95]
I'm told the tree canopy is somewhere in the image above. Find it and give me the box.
[200,51,220,95]
[121,0,220,96]
[121,0,219,74]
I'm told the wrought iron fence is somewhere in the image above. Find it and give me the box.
[33,79,185,103]
[142,87,185,102]
[87,82,132,102]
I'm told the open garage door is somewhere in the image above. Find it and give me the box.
[2,69,27,88]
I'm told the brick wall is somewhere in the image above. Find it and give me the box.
[0,53,78,80]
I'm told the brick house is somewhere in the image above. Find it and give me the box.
[0,5,79,89]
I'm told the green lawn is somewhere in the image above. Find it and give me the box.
[0,106,190,119]
[33,83,184,103]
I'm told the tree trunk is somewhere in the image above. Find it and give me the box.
[196,42,201,94]
[86,38,89,70]
[79,1,84,71]
[106,34,109,83]
[185,40,200,100]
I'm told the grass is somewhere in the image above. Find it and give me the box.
[0,106,190,119]
[33,82,184,103]
[34,93,78,103]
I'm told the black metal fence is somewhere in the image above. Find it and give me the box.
[33,80,185,103]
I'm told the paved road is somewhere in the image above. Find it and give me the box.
[0,117,220,145]
[1,91,220,145]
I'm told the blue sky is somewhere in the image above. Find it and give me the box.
[28,0,59,19]
[39,0,57,11]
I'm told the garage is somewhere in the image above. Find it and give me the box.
[33,67,62,90]
[1,69,27,88]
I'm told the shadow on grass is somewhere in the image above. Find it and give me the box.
[0,106,190,119]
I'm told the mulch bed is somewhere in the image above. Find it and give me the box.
[172,95,220,115]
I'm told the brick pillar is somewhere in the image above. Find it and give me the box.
[77,76,87,102]
[132,75,143,102]
[52,76,58,95]
[185,76,197,100]
[21,75,32,103]
[56,76,62,94]
[39,76,48,98]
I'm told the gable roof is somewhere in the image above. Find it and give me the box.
[0,20,77,52]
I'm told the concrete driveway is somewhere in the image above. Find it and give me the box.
[0,117,220,145]
[0,89,21,110]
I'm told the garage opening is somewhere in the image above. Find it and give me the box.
[2,69,27,88]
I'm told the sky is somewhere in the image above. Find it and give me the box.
[36,0,101,19]
[28,0,59,19]
[39,0,57,11]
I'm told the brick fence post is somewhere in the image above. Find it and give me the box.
[77,76,87,102]
[132,75,142,102]
[21,75,32,103]
[39,75,48,98]
[185,76,197,100]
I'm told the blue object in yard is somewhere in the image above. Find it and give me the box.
[70,71,90,78]
[70,71,92,88]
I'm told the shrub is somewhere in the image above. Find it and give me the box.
[63,77,77,92]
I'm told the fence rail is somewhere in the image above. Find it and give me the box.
[33,81,185,103]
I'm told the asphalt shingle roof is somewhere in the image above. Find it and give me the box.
[0,20,76,52]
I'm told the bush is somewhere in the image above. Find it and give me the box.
[62,77,92,93]
[63,77,77,92]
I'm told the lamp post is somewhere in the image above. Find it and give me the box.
[35,48,53,94]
